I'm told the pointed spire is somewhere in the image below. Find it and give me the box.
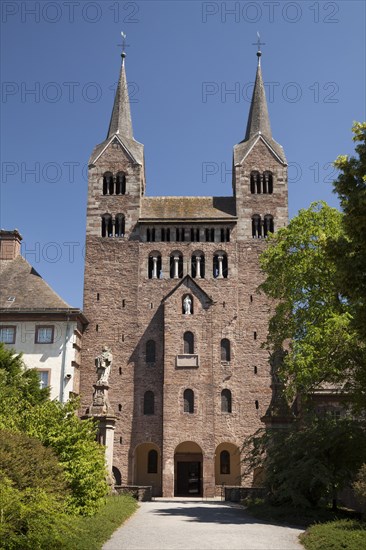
[107,36,133,140]
[244,41,272,141]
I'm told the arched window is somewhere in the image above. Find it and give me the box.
[191,252,205,279]
[103,172,114,195]
[143,391,155,415]
[101,214,113,237]
[263,171,273,194]
[221,338,231,362]
[250,171,260,194]
[221,389,232,413]
[115,214,125,237]
[146,340,156,363]
[116,171,126,195]
[112,466,122,485]
[220,450,230,474]
[264,215,274,237]
[183,389,194,413]
[147,449,158,473]
[213,252,228,278]
[148,253,162,279]
[252,215,262,238]
[170,252,183,278]
[183,331,194,354]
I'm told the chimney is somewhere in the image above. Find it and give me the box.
[0,229,23,260]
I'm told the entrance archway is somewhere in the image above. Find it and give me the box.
[174,441,203,497]
[134,443,162,496]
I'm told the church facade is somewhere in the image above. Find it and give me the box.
[80,46,288,497]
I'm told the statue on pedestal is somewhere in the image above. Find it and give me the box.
[88,345,114,416]
[95,345,113,384]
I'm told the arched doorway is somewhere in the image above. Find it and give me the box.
[174,441,203,497]
[134,443,162,497]
[215,442,241,487]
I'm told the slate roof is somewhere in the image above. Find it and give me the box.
[89,54,144,166]
[0,255,72,310]
[140,196,237,221]
[234,56,287,166]
[107,55,133,140]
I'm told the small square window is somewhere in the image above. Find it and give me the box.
[37,370,50,389]
[0,326,16,344]
[35,326,54,344]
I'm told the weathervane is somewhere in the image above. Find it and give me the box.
[252,32,265,64]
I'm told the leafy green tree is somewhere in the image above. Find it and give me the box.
[259,201,363,401]
[333,122,366,341]
[242,416,366,509]
[0,343,48,409]
[0,431,70,550]
[353,463,366,506]
[0,344,108,515]
[22,398,108,515]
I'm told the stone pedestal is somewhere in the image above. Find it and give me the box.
[84,382,116,476]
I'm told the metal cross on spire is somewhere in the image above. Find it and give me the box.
[252,32,265,64]
[118,31,129,58]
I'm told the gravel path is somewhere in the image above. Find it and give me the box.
[103,499,304,550]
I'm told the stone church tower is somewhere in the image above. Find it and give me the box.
[81,45,288,497]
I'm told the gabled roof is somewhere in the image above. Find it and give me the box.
[140,196,237,222]
[162,275,214,306]
[234,133,287,166]
[0,255,72,310]
[89,134,144,166]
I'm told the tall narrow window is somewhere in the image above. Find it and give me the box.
[221,338,231,362]
[183,389,194,413]
[263,215,274,237]
[116,171,126,195]
[191,253,205,279]
[220,450,230,474]
[103,172,113,195]
[101,214,113,237]
[148,253,162,279]
[161,228,166,242]
[147,450,158,473]
[170,252,183,278]
[252,215,262,238]
[263,171,273,194]
[221,389,232,413]
[143,391,155,415]
[146,340,156,363]
[115,214,125,237]
[213,252,228,278]
[183,331,194,354]
[250,171,260,194]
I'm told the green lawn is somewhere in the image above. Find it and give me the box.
[61,494,138,550]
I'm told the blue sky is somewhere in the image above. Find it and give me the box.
[1,0,365,308]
